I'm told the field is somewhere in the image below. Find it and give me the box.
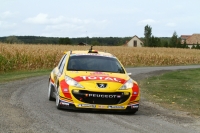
[139,68,200,115]
[1,43,200,73]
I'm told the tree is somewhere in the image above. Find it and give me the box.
[176,39,182,48]
[163,40,169,47]
[196,44,200,49]
[149,36,161,47]
[182,40,188,48]
[91,40,100,46]
[144,25,152,47]
[58,37,71,45]
[5,36,23,44]
[191,45,196,49]
[169,31,178,47]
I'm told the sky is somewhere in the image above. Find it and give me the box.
[0,0,200,38]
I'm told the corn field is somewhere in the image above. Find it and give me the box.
[1,43,200,73]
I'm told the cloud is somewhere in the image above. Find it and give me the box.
[166,22,176,27]
[2,11,12,17]
[24,13,48,24]
[24,13,109,26]
[24,14,109,37]
[137,19,158,25]
[45,19,108,30]
[0,21,17,29]
[0,11,17,19]
[42,18,109,37]
[24,13,66,24]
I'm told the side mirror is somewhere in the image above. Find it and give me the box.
[127,73,132,76]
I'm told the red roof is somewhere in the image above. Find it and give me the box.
[181,34,200,44]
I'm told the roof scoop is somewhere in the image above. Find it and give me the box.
[88,46,98,53]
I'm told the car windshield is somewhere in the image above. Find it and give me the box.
[67,55,125,73]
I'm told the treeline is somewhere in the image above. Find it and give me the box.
[0,36,63,44]
[0,35,134,46]
[70,37,134,46]
[0,35,171,46]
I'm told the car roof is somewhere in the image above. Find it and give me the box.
[68,50,115,58]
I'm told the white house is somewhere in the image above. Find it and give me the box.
[125,35,143,47]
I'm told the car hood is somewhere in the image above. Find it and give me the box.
[65,71,130,91]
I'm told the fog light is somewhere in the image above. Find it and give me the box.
[124,92,129,95]
[73,90,79,93]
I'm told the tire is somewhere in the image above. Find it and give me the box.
[56,87,62,109]
[48,82,55,101]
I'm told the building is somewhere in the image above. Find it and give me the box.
[125,35,143,47]
[78,42,88,46]
[180,35,192,44]
[181,34,200,48]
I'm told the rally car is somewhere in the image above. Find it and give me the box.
[48,46,140,114]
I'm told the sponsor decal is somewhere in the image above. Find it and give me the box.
[98,105,107,108]
[117,95,121,98]
[81,76,120,82]
[133,92,137,95]
[128,103,139,109]
[78,104,96,108]
[74,76,126,83]
[131,105,139,109]
[108,105,125,109]
[63,88,68,92]
[85,94,121,98]
[60,102,69,106]
[60,99,73,104]
[60,80,72,99]
[130,83,139,101]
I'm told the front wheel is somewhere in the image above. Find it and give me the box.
[56,88,62,109]
[48,82,55,101]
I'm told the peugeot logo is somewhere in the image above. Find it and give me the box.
[97,83,107,88]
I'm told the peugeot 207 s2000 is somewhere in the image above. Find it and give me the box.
[48,46,140,114]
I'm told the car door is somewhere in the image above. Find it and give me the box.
[58,54,67,76]
[54,54,67,85]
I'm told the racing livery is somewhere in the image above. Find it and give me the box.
[48,46,140,114]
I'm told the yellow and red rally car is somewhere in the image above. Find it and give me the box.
[48,46,140,114]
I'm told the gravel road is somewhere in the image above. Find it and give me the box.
[0,65,200,133]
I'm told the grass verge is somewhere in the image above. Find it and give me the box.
[0,69,51,83]
[139,68,200,116]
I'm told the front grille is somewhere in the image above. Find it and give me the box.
[72,90,130,105]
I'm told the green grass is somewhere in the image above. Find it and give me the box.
[139,68,200,116]
[0,69,51,83]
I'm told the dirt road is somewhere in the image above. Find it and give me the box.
[0,65,200,133]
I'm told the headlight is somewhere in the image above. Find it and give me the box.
[65,76,84,88]
[119,79,133,90]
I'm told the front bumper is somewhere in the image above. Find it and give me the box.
[58,99,139,112]
[72,90,130,105]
